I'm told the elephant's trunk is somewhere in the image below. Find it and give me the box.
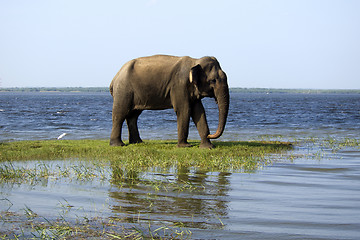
[208,84,229,139]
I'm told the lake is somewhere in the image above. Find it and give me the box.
[1,92,359,142]
[1,92,360,239]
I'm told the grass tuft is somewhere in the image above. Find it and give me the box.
[0,140,292,172]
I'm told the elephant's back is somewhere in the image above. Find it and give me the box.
[132,55,183,70]
[116,55,193,77]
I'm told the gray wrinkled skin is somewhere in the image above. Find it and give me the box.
[110,55,229,149]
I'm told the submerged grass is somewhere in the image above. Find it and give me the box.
[2,138,359,239]
[1,203,192,239]
[0,139,292,172]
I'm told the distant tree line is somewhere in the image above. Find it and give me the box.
[0,87,109,92]
[1,87,359,94]
[230,88,360,94]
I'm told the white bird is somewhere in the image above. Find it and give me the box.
[57,133,67,140]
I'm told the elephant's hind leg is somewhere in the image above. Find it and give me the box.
[110,110,126,146]
[126,110,143,144]
[110,96,131,146]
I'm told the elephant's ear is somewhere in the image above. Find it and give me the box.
[189,64,203,85]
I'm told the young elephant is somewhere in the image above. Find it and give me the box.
[109,55,229,149]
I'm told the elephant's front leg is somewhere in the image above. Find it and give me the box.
[175,107,192,148]
[191,100,214,149]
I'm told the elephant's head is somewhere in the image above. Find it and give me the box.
[189,57,230,139]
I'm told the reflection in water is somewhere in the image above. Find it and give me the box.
[1,147,360,239]
[109,164,231,229]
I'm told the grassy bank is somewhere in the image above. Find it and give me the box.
[0,139,292,238]
[0,140,292,172]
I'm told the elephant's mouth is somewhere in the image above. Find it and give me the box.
[214,96,218,104]
[200,90,215,99]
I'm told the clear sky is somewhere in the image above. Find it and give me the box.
[1,0,359,89]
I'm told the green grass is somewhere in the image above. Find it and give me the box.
[0,140,292,172]
[0,205,193,239]
[3,138,359,239]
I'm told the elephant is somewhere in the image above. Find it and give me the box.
[109,55,229,149]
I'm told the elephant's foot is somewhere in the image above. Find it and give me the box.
[199,141,215,149]
[129,138,143,144]
[110,139,125,146]
[177,142,193,148]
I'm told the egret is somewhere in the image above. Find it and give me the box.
[57,133,67,140]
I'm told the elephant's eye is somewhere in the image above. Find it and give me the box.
[209,79,216,84]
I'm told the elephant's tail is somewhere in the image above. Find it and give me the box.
[109,82,114,96]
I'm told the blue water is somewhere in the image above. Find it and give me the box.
[1,92,359,142]
[1,92,360,239]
